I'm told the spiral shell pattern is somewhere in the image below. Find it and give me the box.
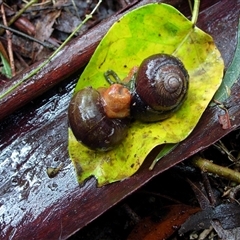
[136,54,189,112]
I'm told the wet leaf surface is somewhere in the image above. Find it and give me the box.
[0,0,239,239]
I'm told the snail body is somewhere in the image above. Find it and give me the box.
[130,54,189,122]
[68,86,131,151]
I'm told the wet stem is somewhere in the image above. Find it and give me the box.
[191,0,200,25]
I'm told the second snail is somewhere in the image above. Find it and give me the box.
[68,53,189,151]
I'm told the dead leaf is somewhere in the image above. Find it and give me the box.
[32,10,61,61]
[211,220,240,240]
[128,204,200,240]
[179,203,240,235]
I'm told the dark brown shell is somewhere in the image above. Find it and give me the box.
[68,87,129,151]
[131,54,189,122]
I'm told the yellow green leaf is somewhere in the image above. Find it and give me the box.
[68,3,224,186]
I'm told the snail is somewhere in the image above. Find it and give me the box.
[68,53,189,151]
[68,85,131,151]
[130,54,189,122]
[104,54,189,122]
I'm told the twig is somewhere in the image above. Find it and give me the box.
[0,0,102,100]
[214,140,236,162]
[0,23,56,50]
[1,4,15,76]
[191,0,200,25]
[187,0,193,14]
[201,172,216,206]
[0,0,38,35]
[8,0,37,25]
[71,0,80,18]
[192,156,240,184]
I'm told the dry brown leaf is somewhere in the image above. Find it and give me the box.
[32,10,61,61]
[128,204,200,240]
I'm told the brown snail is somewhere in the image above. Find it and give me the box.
[68,85,131,151]
[68,53,189,151]
[130,54,189,122]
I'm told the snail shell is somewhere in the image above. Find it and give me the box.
[68,86,130,151]
[131,54,189,122]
